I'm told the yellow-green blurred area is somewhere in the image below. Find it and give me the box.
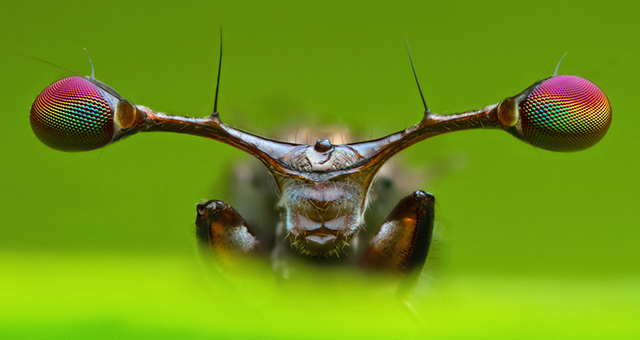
[3,253,639,339]
[1,0,638,338]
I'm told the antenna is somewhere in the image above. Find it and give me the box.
[213,28,223,114]
[405,37,428,113]
[83,48,95,79]
[554,51,568,76]
[29,55,80,76]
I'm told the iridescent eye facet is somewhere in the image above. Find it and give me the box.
[518,75,611,152]
[30,76,116,152]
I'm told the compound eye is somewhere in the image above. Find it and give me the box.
[30,76,116,152]
[518,75,612,152]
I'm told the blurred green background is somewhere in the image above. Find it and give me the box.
[2,0,638,338]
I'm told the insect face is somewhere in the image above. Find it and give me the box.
[279,175,363,256]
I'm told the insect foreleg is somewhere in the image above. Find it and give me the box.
[360,190,435,293]
[195,200,261,268]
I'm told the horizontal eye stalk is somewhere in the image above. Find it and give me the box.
[31,74,611,172]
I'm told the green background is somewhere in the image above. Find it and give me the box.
[2,0,638,338]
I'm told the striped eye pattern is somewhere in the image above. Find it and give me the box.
[518,75,611,152]
[30,76,115,152]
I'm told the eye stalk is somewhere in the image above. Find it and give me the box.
[500,75,612,152]
[30,72,612,171]
[30,76,141,152]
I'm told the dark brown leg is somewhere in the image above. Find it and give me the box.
[195,200,260,267]
[361,190,435,293]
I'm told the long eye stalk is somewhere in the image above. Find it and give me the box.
[30,72,611,175]
[350,75,611,170]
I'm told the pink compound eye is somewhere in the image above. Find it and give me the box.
[30,76,115,152]
[518,75,612,152]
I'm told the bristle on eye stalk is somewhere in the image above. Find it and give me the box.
[517,75,611,152]
[30,76,116,152]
